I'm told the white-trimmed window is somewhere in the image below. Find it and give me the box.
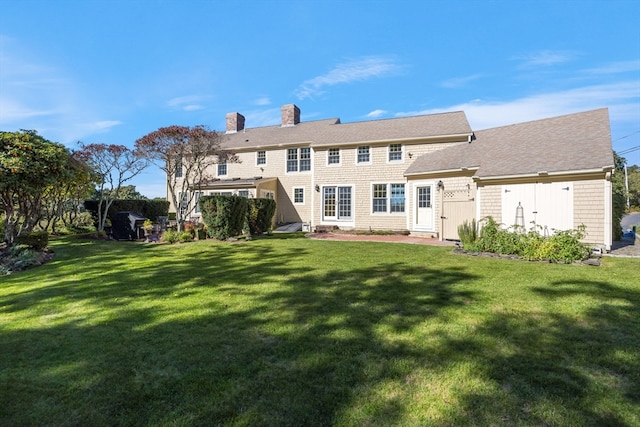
[194,191,203,213]
[238,190,249,198]
[328,148,340,165]
[179,191,189,215]
[294,187,305,204]
[372,183,405,213]
[287,147,311,172]
[357,146,370,164]
[256,151,266,166]
[217,160,227,176]
[388,144,403,162]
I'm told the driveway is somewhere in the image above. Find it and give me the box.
[621,212,640,232]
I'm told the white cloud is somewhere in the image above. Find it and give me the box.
[166,95,207,111]
[582,59,640,75]
[515,50,577,67]
[366,109,387,118]
[441,74,483,89]
[396,81,640,130]
[295,56,401,100]
[253,97,271,106]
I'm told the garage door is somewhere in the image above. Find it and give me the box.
[501,182,573,234]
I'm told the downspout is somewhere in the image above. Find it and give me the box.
[604,171,613,251]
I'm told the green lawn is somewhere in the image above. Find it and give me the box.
[1,235,639,426]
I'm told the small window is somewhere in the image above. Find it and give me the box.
[388,144,403,162]
[238,190,249,198]
[256,151,266,166]
[357,146,370,163]
[294,187,304,204]
[194,191,203,213]
[218,161,227,176]
[328,148,340,165]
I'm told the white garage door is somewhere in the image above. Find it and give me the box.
[501,182,573,234]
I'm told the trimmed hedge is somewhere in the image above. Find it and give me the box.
[199,195,276,240]
[248,198,276,235]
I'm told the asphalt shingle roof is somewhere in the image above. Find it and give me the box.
[405,108,614,178]
[220,111,472,150]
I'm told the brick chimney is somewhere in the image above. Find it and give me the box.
[281,104,300,127]
[226,112,245,133]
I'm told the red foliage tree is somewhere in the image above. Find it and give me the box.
[135,125,233,231]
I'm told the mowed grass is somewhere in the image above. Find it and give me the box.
[1,235,639,426]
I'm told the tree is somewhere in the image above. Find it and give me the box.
[39,153,97,234]
[90,184,148,201]
[75,143,147,232]
[627,164,640,209]
[0,130,70,245]
[135,125,233,231]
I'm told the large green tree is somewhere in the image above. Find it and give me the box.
[0,130,71,245]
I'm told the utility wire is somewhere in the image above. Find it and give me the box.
[619,145,640,155]
[613,130,640,142]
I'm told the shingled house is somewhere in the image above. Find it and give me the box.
[172,104,614,250]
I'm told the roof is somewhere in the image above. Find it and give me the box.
[220,111,472,150]
[405,108,614,178]
[195,176,276,189]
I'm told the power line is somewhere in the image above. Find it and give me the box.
[613,130,640,142]
[619,145,640,155]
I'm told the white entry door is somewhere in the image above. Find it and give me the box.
[414,185,434,230]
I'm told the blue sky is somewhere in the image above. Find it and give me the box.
[1,0,639,198]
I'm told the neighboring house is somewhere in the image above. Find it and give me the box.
[173,104,614,250]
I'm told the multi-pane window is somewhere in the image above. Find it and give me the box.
[175,158,183,178]
[388,144,403,162]
[372,184,387,213]
[357,146,370,163]
[372,183,405,213]
[328,148,340,165]
[194,191,203,213]
[217,161,227,176]
[238,190,249,198]
[294,187,304,204]
[287,147,311,172]
[390,184,405,212]
[418,186,432,208]
[179,192,188,215]
[256,151,266,166]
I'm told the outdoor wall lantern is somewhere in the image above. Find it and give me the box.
[437,180,444,190]
[408,152,413,159]
[315,185,320,192]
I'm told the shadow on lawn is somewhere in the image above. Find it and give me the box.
[1,238,638,425]
[444,279,640,426]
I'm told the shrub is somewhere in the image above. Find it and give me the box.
[162,230,181,244]
[466,217,589,263]
[1,244,39,275]
[179,231,193,243]
[457,219,477,246]
[15,231,49,251]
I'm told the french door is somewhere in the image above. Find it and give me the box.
[323,186,352,220]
